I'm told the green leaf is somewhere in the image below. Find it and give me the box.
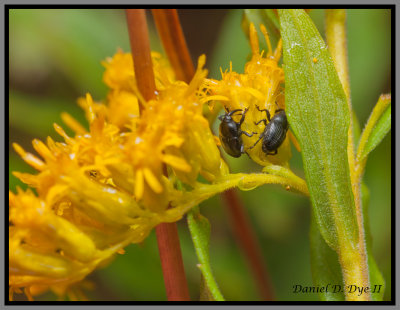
[278,9,358,250]
[357,95,391,161]
[309,184,384,302]
[187,206,224,301]
[310,212,345,301]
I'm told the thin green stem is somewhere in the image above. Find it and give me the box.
[326,9,370,301]
[187,206,224,301]
[174,172,309,215]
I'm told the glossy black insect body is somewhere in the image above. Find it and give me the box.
[250,107,289,155]
[218,108,255,158]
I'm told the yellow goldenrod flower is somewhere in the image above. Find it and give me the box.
[102,49,175,93]
[204,23,291,166]
[9,188,128,300]
[10,43,307,300]
[9,51,229,300]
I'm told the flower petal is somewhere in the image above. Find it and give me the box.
[162,154,191,172]
[134,169,144,200]
[12,143,45,171]
[61,112,87,135]
[32,139,56,162]
[143,168,163,194]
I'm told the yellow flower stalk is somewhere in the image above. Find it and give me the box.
[204,23,291,166]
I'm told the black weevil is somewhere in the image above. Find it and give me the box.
[249,106,289,155]
[218,108,255,158]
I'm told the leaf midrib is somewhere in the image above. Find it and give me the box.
[289,10,343,249]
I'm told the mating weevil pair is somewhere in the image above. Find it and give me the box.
[218,106,289,158]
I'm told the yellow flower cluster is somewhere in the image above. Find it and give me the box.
[205,24,291,166]
[9,23,304,301]
[9,51,227,300]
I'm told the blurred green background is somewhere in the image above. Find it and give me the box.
[9,9,391,301]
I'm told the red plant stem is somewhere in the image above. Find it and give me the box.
[151,9,275,301]
[126,9,157,103]
[222,190,275,300]
[151,9,195,82]
[155,222,190,301]
[125,9,190,301]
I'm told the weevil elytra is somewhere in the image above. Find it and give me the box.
[218,108,255,158]
[249,106,289,155]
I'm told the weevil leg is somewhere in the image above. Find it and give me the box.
[242,131,257,137]
[255,105,271,121]
[228,109,243,117]
[238,108,249,125]
[255,119,267,126]
[248,135,263,150]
